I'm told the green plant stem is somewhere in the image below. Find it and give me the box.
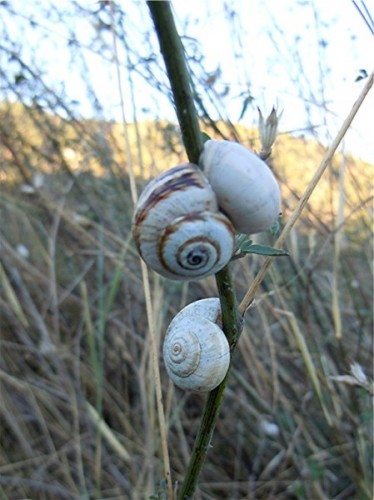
[176,267,241,499]
[147,2,242,498]
[147,1,203,164]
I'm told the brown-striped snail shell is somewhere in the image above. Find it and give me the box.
[163,298,230,392]
[132,164,235,280]
[199,140,281,234]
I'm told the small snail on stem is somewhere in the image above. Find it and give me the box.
[132,164,235,281]
[163,298,230,392]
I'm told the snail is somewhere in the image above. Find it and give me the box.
[163,298,230,392]
[199,140,281,234]
[132,163,235,280]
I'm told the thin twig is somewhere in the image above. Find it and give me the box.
[110,3,173,497]
[239,71,374,316]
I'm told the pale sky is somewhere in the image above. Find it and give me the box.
[1,0,373,162]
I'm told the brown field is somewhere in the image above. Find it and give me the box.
[0,102,373,499]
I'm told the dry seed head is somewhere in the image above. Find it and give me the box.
[258,106,282,160]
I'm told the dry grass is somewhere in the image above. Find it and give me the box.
[0,1,372,496]
[0,77,373,498]
[0,125,372,500]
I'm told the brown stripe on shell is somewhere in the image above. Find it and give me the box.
[133,164,207,230]
[132,222,143,255]
[157,214,221,275]
[214,213,236,237]
[159,213,212,244]
[215,311,223,329]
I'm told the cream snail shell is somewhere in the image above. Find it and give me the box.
[199,140,281,234]
[163,298,230,392]
[132,164,235,280]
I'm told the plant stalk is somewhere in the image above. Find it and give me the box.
[176,267,241,499]
[147,2,242,498]
[147,1,203,164]
[238,70,374,316]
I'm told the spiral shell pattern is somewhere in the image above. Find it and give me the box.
[132,164,235,280]
[163,298,230,392]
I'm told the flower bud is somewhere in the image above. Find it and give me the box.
[258,106,282,160]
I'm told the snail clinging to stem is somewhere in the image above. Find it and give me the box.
[132,163,235,281]
[163,298,230,392]
[132,139,281,391]
[132,140,281,281]
[200,140,281,235]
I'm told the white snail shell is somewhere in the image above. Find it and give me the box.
[132,164,235,280]
[163,298,230,392]
[199,140,281,234]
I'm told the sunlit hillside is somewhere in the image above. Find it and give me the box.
[2,102,372,232]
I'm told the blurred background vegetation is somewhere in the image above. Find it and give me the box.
[0,1,372,499]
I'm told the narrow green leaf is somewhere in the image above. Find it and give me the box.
[355,69,368,82]
[235,234,252,249]
[241,243,288,257]
[201,131,212,143]
[269,217,281,235]
[238,94,254,121]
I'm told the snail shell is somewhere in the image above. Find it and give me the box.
[163,298,230,392]
[132,164,235,280]
[199,140,281,234]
